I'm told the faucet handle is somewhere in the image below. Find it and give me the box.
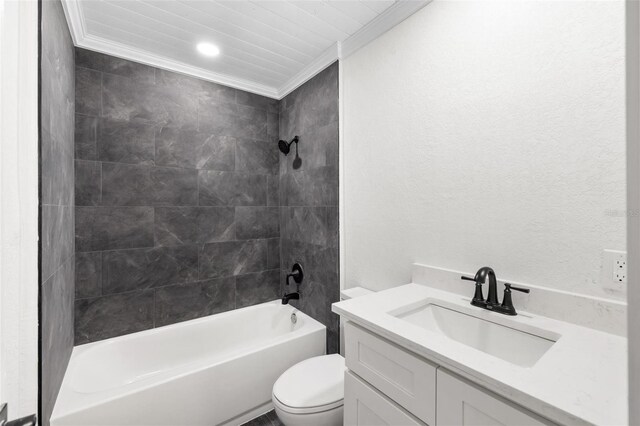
[505,283,530,293]
[461,275,485,307]
[498,283,530,316]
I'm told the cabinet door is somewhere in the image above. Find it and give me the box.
[344,371,425,426]
[436,370,552,426]
[345,322,436,425]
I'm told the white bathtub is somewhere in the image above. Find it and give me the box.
[51,301,326,426]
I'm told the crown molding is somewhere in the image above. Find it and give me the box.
[277,43,340,98]
[340,0,431,59]
[61,0,430,100]
[81,34,280,98]
[60,0,85,45]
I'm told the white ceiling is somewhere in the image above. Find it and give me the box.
[62,0,429,98]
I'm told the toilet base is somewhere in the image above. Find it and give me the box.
[273,404,343,426]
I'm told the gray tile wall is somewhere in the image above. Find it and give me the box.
[279,62,340,353]
[73,48,281,344]
[40,1,75,424]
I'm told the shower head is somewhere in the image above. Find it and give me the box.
[278,136,299,156]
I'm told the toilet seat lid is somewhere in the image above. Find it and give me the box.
[273,354,345,410]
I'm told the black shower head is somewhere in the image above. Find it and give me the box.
[278,136,299,156]
[278,139,290,155]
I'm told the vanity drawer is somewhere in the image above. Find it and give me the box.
[344,322,436,425]
[345,371,425,426]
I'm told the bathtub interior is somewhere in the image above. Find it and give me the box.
[69,302,306,394]
[51,301,326,425]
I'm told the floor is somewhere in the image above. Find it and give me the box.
[241,410,284,426]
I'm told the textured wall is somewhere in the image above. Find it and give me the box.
[40,0,75,424]
[343,1,626,299]
[74,48,280,344]
[279,62,340,353]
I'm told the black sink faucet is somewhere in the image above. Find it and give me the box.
[461,266,497,308]
[282,263,304,305]
[461,267,530,315]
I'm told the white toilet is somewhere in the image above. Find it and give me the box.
[272,354,345,426]
[272,287,373,426]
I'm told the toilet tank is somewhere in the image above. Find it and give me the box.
[338,287,374,356]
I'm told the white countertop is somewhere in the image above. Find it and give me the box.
[332,283,628,426]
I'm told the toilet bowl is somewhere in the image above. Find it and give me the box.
[272,354,345,426]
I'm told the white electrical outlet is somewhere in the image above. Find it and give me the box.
[602,250,627,291]
[613,255,627,284]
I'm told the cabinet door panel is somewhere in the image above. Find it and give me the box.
[345,371,425,426]
[345,322,436,425]
[436,370,552,426]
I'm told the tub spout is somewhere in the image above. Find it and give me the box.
[282,292,299,305]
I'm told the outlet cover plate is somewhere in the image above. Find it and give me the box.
[602,249,627,292]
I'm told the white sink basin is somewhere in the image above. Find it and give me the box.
[392,300,558,367]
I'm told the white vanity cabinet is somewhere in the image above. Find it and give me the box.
[343,322,553,426]
[436,370,550,426]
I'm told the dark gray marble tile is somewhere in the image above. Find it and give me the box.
[267,175,279,207]
[280,206,336,247]
[75,206,154,252]
[75,252,102,298]
[198,102,267,140]
[266,238,280,270]
[280,168,338,207]
[76,48,155,84]
[280,239,338,298]
[101,163,197,206]
[41,128,74,207]
[41,257,74,426]
[41,3,75,424]
[42,0,74,84]
[75,67,102,117]
[236,138,279,175]
[152,166,198,206]
[155,128,236,171]
[298,278,332,330]
[279,62,338,136]
[154,276,235,327]
[102,72,197,129]
[42,205,74,282]
[155,127,197,168]
[199,171,267,206]
[241,411,276,426]
[41,46,74,151]
[102,245,198,294]
[236,91,278,113]
[199,240,267,279]
[327,328,339,355]
[267,410,284,426]
[97,118,155,165]
[154,207,235,246]
[278,106,294,145]
[236,207,279,240]
[75,160,101,206]
[236,270,280,308]
[196,134,236,171]
[281,122,338,173]
[157,69,237,105]
[101,163,153,205]
[267,112,279,141]
[75,114,98,160]
[75,289,155,344]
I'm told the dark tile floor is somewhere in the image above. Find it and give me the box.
[240,410,284,426]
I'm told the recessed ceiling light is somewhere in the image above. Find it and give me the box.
[197,42,220,57]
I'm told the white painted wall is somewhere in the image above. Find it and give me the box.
[342,0,626,300]
[0,0,39,418]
